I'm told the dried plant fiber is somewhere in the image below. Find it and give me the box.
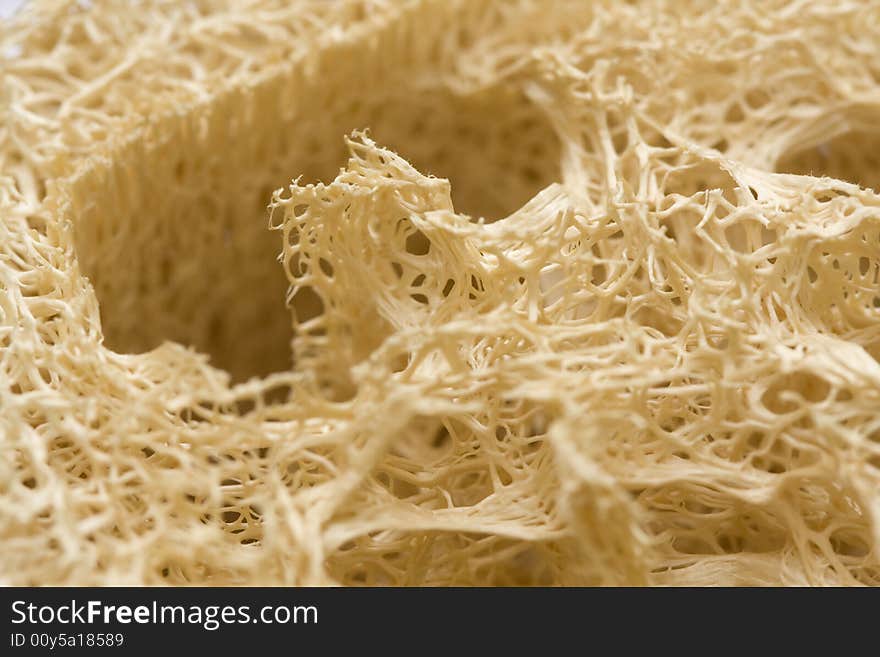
[2,0,880,586]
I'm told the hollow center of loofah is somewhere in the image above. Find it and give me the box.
[70,78,559,383]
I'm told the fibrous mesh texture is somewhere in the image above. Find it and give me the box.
[2,0,880,586]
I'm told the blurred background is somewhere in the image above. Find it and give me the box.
[0,0,21,19]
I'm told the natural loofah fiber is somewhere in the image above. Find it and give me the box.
[2,0,880,586]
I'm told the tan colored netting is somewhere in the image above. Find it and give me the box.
[1,0,879,586]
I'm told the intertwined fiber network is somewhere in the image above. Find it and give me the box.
[2,0,880,586]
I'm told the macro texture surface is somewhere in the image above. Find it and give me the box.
[2,0,880,585]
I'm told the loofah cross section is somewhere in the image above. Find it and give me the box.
[1,0,880,585]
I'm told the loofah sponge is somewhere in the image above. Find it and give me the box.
[1,0,879,586]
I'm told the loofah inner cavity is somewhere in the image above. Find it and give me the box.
[2,0,880,586]
[69,34,560,383]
